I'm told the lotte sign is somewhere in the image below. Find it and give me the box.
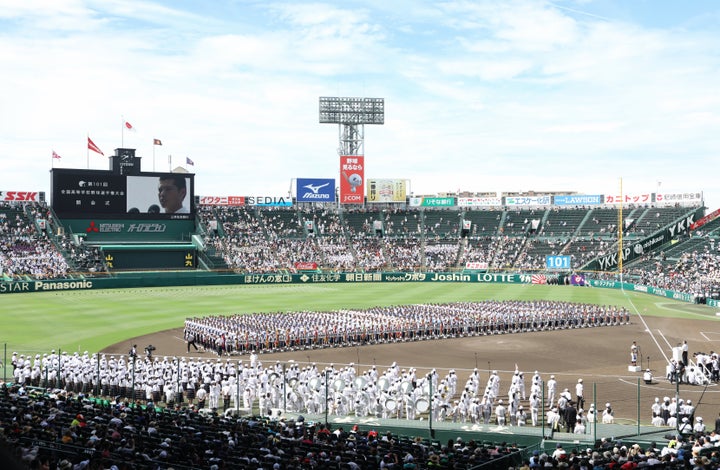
[339,155,364,204]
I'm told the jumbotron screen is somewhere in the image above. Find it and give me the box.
[51,169,195,220]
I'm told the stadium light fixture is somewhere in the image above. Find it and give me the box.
[319,97,385,156]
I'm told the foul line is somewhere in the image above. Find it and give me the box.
[621,288,670,364]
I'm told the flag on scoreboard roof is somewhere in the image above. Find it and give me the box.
[87,136,104,156]
[124,121,135,131]
[186,157,194,166]
[153,138,162,146]
[52,150,61,159]
[531,274,547,284]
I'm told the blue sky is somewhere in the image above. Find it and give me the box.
[1,0,718,209]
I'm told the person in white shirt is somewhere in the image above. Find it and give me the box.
[495,399,507,425]
[575,378,584,410]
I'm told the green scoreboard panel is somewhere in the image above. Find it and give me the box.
[103,249,196,270]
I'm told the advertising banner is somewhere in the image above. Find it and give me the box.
[655,192,703,206]
[464,261,488,270]
[691,208,720,230]
[553,194,603,206]
[61,218,196,243]
[294,262,318,270]
[296,178,335,203]
[409,197,455,207]
[588,207,703,271]
[457,197,502,207]
[0,191,40,202]
[367,179,406,203]
[505,195,552,206]
[603,193,652,205]
[339,156,365,204]
[198,196,245,206]
[245,196,293,207]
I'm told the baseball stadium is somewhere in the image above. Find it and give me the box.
[1,132,720,470]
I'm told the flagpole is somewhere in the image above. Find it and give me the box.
[121,115,124,147]
[86,133,90,169]
[153,143,156,172]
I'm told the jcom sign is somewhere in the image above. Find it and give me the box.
[339,156,364,204]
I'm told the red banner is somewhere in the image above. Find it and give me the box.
[0,191,39,202]
[339,155,364,204]
[198,196,245,206]
[294,262,318,270]
[691,208,720,230]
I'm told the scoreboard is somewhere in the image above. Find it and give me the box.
[103,248,196,270]
[51,169,195,220]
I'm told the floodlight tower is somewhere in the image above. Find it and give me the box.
[319,97,384,156]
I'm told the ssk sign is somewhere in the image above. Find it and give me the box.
[0,191,39,202]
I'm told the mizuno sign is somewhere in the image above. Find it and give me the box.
[296,178,335,202]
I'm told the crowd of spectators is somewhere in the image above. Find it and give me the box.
[0,202,108,280]
[630,250,720,302]
[3,202,719,303]
[0,203,69,280]
[0,378,548,470]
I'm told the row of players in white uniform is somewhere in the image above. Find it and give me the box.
[12,350,697,432]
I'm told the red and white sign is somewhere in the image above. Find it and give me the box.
[458,197,502,207]
[465,261,488,270]
[339,155,364,204]
[603,193,652,205]
[198,196,245,206]
[0,191,39,202]
[691,208,720,230]
[294,262,318,270]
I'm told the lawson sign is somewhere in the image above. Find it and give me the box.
[553,194,603,206]
[296,178,336,203]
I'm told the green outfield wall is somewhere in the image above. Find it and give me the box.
[0,272,703,306]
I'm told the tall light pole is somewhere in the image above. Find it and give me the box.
[320,97,384,206]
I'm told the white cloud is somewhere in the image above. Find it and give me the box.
[0,0,718,209]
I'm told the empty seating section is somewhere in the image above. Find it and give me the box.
[382,209,421,237]
[626,206,692,236]
[302,208,344,236]
[501,210,539,235]
[259,208,302,238]
[577,208,619,237]
[462,210,503,236]
[342,209,381,237]
[541,208,587,237]
[422,210,459,238]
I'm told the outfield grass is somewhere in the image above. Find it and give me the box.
[1,283,717,354]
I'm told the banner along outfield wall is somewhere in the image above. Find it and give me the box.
[0,272,701,304]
